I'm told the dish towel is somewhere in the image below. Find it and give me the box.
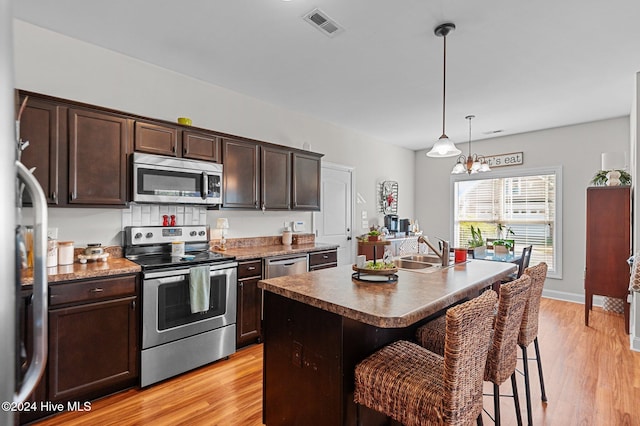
[189,265,211,313]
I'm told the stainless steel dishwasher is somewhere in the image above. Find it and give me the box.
[263,254,309,319]
[264,254,309,279]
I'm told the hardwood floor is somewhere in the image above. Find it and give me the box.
[33,298,640,426]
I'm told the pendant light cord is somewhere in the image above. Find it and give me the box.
[442,34,447,136]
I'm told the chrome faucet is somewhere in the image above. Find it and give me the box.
[417,236,450,267]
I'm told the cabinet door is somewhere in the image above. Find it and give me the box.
[134,121,179,156]
[237,277,262,347]
[183,130,220,162]
[222,138,260,209]
[48,296,138,402]
[18,96,66,205]
[262,146,291,210]
[292,152,321,211]
[68,108,130,205]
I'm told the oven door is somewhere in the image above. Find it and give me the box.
[132,153,222,205]
[142,262,237,349]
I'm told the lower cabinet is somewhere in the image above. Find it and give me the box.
[19,274,139,424]
[236,259,263,348]
[309,249,338,271]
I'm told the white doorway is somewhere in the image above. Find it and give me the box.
[314,163,355,266]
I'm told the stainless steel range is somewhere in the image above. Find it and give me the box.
[124,225,237,387]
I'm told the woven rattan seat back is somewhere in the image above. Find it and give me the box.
[518,262,547,347]
[484,275,531,385]
[354,290,497,426]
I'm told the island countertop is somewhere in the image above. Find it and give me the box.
[258,259,516,328]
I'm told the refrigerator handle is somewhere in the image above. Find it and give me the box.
[14,161,48,404]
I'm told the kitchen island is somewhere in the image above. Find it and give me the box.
[258,259,516,426]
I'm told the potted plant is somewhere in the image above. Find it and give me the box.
[468,225,486,257]
[590,169,631,186]
[367,229,382,242]
[492,239,514,255]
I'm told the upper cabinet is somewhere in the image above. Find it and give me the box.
[222,138,260,209]
[18,92,131,207]
[182,130,221,162]
[18,90,322,210]
[261,145,291,210]
[68,108,131,205]
[292,152,321,211]
[134,121,179,157]
[18,96,65,205]
[223,139,322,211]
[134,121,221,163]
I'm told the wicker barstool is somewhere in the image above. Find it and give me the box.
[417,276,532,426]
[354,290,498,426]
[518,262,548,426]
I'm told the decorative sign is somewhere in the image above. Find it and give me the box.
[483,152,523,168]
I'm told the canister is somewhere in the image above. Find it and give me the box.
[47,239,58,267]
[282,228,292,246]
[58,241,75,265]
[171,241,185,256]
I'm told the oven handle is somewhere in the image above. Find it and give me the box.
[143,261,238,280]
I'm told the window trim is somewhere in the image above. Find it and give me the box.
[450,165,563,279]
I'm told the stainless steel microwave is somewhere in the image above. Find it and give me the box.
[132,152,223,205]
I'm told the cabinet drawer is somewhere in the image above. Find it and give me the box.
[50,275,137,307]
[309,250,337,267]
[238,260,262,279]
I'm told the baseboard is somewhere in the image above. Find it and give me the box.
[541,289,604,307]
[631,335,640,352]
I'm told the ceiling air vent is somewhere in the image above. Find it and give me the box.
[303,8,344,38]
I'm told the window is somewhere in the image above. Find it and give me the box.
[451,167,562,278]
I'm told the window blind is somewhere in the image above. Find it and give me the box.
[454,173,557,271]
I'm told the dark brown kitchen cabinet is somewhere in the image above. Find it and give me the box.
[585,186,631,333]
[183,130,221,162]
[236,259,263,348]
[48,275,139,402]
[261,146,291,210]
[18,96,67,205]
[222,138,260,209]
[292,152,321,210]
[134,120,179,157]
[309,249,338,271]
[68,108,131,205]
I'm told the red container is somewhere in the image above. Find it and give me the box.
[454,248,467,263]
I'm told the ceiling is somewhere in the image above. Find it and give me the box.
[13,0,640,151]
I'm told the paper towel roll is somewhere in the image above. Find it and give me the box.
[601,152,625,171]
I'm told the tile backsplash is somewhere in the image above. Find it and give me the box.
[122,204,208,227]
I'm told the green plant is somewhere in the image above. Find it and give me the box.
[368,229,381,236]
[496,224,515,239]
[468,225,485,248]
[492,239,514,250]
[590,169,631,186]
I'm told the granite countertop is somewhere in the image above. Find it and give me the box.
[21,257,141,287]
[212,243,339,261]
[258,259,516,328]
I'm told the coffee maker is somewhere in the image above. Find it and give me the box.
[384,214,399,233]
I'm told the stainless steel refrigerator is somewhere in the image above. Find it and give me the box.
[1,2,49,424]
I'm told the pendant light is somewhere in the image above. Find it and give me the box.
[427,23,461,158]
[451,115,492,174]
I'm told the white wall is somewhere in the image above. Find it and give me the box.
[415,116,630,300]
[13,20,415,246]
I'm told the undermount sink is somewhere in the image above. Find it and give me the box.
[401,254,442,264]
[394,259,435,270]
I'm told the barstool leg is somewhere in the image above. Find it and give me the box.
[534,337,547,402]
[521,345,533,426]
[477,414,484,426]
[511,372,523,426]
[493,383,501,426]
